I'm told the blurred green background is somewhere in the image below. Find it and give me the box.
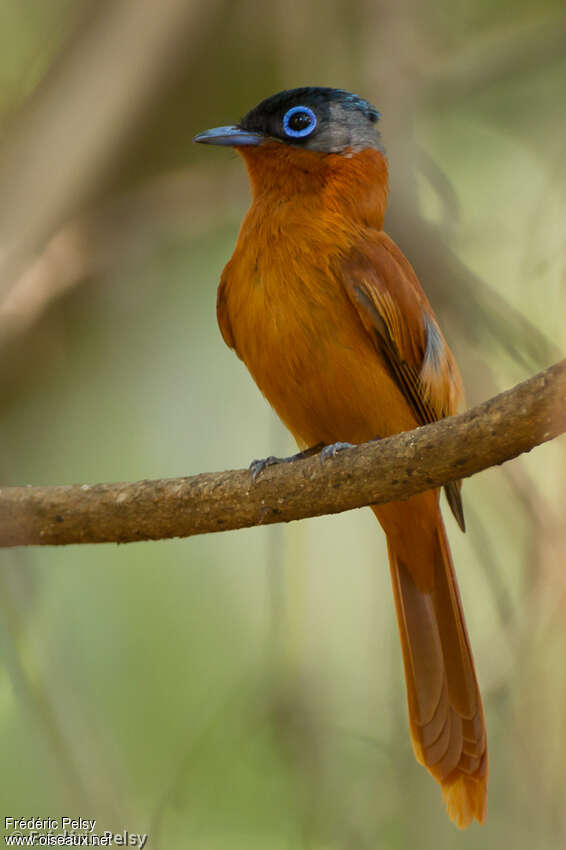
[1,0,566,847]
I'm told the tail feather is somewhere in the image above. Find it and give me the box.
[378,502,487,829]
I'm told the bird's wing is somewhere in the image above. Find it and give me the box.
[341,232,465,529]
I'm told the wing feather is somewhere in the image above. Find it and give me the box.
[342,234,465,529]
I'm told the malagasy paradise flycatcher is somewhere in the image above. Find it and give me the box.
[194,87,487,828]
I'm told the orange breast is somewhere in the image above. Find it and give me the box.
[220,209,417,448]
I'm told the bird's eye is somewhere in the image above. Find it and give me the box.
[282,105,317,139]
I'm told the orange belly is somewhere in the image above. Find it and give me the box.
[222,231,417,449]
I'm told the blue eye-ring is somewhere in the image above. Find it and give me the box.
[283,105,317,139]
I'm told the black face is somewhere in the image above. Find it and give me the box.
[239,87,383,154]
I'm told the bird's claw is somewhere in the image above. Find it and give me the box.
[249,455,279,482]
[320,441,355,462]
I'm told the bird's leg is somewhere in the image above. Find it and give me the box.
[249,442,325,482]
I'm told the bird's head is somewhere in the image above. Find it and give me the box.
[194,87,388,225]
[193,86,383,156]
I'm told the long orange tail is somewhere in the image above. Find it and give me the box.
[373,498,487,828]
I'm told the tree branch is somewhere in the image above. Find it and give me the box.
[1,360,565,548]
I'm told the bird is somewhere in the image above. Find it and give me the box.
[194,86,487,828]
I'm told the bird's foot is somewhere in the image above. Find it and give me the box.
[249,455,281,482]
[249,443,324,482]
[320,441,355,462]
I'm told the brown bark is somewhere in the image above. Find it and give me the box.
[1,360,564,548]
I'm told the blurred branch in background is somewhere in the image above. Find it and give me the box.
[0,561,132,824]
[0,0,221,300]
[375,2,566,376]
[0,165,247,355]
[423,11,566,106]
[1,358,564,547]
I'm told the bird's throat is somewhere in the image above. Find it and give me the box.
[238,142,388,232]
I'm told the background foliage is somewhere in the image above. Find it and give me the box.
[1,1,566,847]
